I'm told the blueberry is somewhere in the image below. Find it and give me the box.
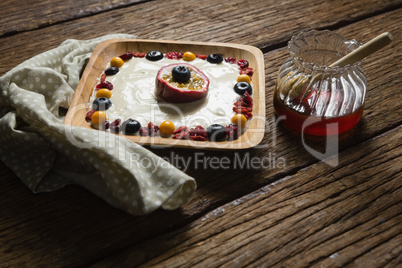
[122,119,141,135]
[207,124,227,141]
[234,82,252,95]
[92,97,112,111]
[172,66,191,83]
[105,67,119,76]
[207,54,223,64]
[146,51,164,61]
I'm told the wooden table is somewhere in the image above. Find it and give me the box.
[0,0,401,267]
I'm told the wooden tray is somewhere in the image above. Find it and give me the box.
[64,39,265,149]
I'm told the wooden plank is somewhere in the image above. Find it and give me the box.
[0,2,401,267]
[1,0,401,76]
[92,126,402,267]
[0,0,149,37]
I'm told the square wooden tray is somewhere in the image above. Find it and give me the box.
[64,39,265,149]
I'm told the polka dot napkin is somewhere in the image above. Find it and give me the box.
[0,34,196,215]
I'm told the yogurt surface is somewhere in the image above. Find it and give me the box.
[90,57,241,129]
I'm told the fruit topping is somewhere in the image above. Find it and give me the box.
[96,88,113,99]
[196,54,207,60]
[166,52,183,59]
[183,51,196,61]
[159,120,175,137]
[110,57,124,68]
[119,52,133,61]
[92,97,112,111]
[155,63,210,103]
[225,57,236,64]
[91,111,107,128]
[102,121,110,131]
[172,65,191,83]
[231,114,248,129]
[133,52,146,58]
[207,54,223,64]
[110,119,121,133]
[96,81,113,90]
[226,123,239,140]
[172,126,189,140]
[146,51,163,61]
[233,91,253,120]
[189,125,207,141]
[207,124,227,141]
[240,67,254,77]
[85,109,96,122]
[139,127,149,136]
[234,81,252,95]
[100,73,106,83]
[237,74,251,84]
[122,119,141,135]
[237,59,249,69]
[105,67,119,76]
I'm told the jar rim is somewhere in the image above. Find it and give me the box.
[288,30,363,73]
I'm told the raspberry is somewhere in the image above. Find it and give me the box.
[96,81,113,90]
[133,52,146,58]
[237,59,249,69]
[119,52,133,60]
[196,54,207,60]
[225,57,236,64]
[166,52,183,59]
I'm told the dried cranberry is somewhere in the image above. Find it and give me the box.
[102,121,110,131]
[237,59,249,69]
[133,52,146,58]
[119,52,133,60]
[173,130,189,140]
[196,54,207,60]
[173,126,188,134]
[85,110,96,122]
[226,123,239,140]
[147,122,159,136]
[139,127,149,136]
[240,68,254,77]
[96,81,113,90]
[100,73,106,83]
[189,125,207,138]
[225,57,236,64]
[172,126,190,140]
[166,52,183,59]
[110,119,121,133]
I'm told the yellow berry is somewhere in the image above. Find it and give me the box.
[110,57,124,68]
[159,121,176,137]
[91,111,107,127]
[237,74,251,84]
[183,51,196,61]
[231,114,248,129]
[96,88,113,99]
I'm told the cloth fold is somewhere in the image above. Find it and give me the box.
[0,34,196,215]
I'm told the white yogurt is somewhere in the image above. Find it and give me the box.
[90,57,242,129]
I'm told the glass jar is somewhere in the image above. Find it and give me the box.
[274,30,366,135]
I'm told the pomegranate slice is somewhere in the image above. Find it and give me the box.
[155,63,209,103]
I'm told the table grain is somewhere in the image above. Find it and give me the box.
[0,0,401,267]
